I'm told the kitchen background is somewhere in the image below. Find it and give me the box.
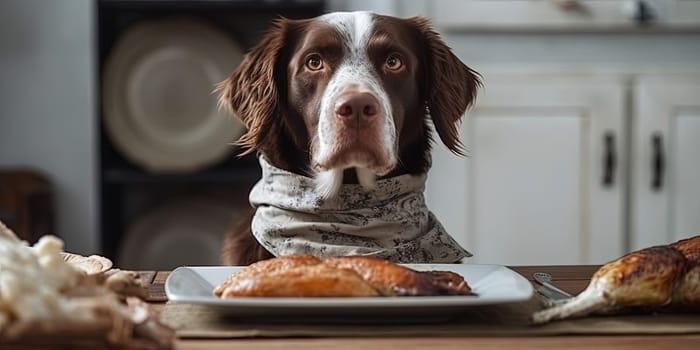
[1,0,699,268]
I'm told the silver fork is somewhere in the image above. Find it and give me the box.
[533,272,574,306]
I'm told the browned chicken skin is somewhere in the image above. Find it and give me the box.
[670,236,700,305]
[213,255,472,298]
[533,235,700,324]
[323,256,472,296]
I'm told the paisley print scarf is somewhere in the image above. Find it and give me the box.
[249,155,472,263]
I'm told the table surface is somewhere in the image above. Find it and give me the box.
[145,265,700,350]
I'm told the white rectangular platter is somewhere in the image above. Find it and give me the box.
[165,264,533,320]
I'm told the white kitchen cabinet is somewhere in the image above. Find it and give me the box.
[429,74,626,265]
[631,76,700,250]
[428,73,700,265]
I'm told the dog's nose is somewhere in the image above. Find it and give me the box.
[334,92,379,121]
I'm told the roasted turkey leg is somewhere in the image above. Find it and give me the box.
[532,235,699,324]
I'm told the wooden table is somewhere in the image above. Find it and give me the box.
[145,266,700,350]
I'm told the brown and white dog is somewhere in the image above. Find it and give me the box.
[218,11,480,265]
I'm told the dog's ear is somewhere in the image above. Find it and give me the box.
[216,18,293,155]
[408,17,481,156]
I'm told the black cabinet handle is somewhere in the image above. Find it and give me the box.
[651,132,664,191]
[633,0,656,24]
[602,132,616,187]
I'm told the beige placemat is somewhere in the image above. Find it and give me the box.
[160,297,700,338]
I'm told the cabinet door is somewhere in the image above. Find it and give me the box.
[632,76,700,250]
[428,75,626,265]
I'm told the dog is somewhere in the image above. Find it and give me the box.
[217,11,480,265]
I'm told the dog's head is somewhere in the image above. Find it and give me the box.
[218,11,480,197]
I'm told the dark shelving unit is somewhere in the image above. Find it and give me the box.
[96,0,324,262]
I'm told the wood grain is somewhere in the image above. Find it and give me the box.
[148,271,169,302]
[173,335,700,350]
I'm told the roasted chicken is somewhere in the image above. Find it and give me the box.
[532,235,700,324]
[213,255,471,298]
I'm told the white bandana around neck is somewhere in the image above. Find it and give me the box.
[249,155,472,263]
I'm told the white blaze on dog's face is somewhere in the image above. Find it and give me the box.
[310,12,397,196]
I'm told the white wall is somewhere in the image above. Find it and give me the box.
[0,0,97,254]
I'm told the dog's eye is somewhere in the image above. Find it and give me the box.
[385,54,403,71]
[306,54,324,71]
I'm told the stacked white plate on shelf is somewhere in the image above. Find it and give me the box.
[117,197,243,270]
[102,17,245,172]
